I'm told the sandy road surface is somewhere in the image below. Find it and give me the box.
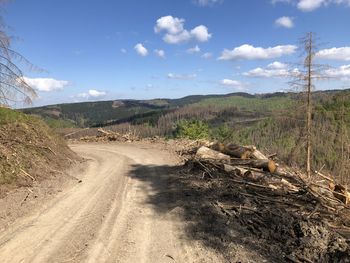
[0,143,224,263]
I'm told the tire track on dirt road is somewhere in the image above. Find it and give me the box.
[0,143,224,263]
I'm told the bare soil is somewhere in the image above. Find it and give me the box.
[0,143,226,262]
[1,142,348,262]
[0,116,79,197]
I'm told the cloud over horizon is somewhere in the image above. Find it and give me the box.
[23,77,69,92]
[220,79,246,90]
[316,47,350,61]
[167,73,197,80]
[324,64,350,80]
[218,44,297,60]
[243,61,302,78]
[77,89,107,99]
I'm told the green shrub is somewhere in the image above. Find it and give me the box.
[174,120,209,140]
[210,123,234,142]
[0,107,33,124]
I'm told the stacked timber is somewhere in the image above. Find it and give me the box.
[192,142,350,207]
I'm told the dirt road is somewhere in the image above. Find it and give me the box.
[0,143,224,263]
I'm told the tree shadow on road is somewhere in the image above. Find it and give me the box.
[127,162,350,263]
[127,163,282,262]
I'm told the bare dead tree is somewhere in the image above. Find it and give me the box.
[290,32,328,178]
[0,4,37,107]
[304,32,314,178]
[339,90,350,184]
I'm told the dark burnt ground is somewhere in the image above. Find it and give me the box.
[128,161,350,263]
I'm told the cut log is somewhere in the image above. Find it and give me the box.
[210,142,225,152]
[315,170,334,183]
[332,184,350,205]
[223,164,252,177]
[251,149,268,160]
[211,143,253,159]
[196,146,231,161]
[223,164,236,173]
[228,159,277,173]
[280,178,299,192]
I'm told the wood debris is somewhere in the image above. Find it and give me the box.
[182,141,350,208]
[79,128,140,142]
[178,140,350,261]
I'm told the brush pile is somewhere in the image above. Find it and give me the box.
[179,141,350,262]
[0,108,79,197]
[79,128,139,143]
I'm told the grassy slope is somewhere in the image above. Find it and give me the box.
[193,95,294,112]
[0,108,77,194]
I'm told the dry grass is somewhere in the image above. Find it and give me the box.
[0,107,78,196]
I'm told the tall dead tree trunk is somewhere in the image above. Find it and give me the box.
[305,32,313,178]
[291,32,326,178]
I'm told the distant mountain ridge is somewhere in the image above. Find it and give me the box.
[21,89,349,128]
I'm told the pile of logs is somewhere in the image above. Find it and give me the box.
[80,128,139,142]
[192,142,350,208]
[180,141,350,260]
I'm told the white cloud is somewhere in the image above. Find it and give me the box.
[190,25,212,42]
[167,73,197,80]
[297,0,324,11]
[272,0,350,11]
[154,49,166,58]
[193,0,223,6]
[267,61,288,69]
[23,77,69,92]
[324,65,350,80]
[316,47,350,61]
[243,67,291,78]
[155,16,212,44]
[243,62,300,78]
[187,45,201,54]
[163,30,191,44]
[220,79,246,90]
[154,16,185,35]
[245,61,350,81]
[77,89,107,99]
[201,52,213,59]
[89,89,106,97]
[134,43,148,56]
[218,44,297,61]
[275,16,294,28]
[120,48,127,53]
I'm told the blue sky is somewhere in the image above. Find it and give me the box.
[3,0,350,106]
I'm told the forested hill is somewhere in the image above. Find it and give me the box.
[21,89,347,128]
[20,92,260,127]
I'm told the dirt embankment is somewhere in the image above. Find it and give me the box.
[0,108,79,194]
[0,108,83,230]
